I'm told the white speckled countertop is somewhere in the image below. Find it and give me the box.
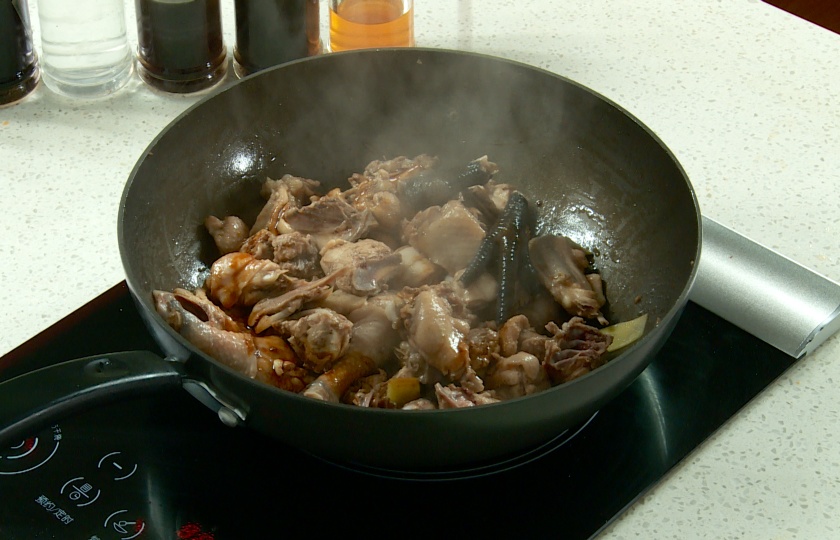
[2,1,839,537]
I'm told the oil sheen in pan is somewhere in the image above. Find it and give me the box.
[311,412,599,482]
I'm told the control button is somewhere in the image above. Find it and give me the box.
[0,425,62,475]
[60,476,101,507]
[98,452,138,481]
[104,510,146,539]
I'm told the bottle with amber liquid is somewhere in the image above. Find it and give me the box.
[233,0,320,78]
[0,0,40,105]
[329,0,414,52]
[135,0,227,93]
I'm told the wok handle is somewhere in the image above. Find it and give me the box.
[0,351,184,449]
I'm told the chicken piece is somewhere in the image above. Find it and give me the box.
[304,294,403,401]
[403,200,486,275]
[397,156,497,212]
[465,326,499,376]
[170,287,245,332]
[402,289,471,379]
[206,252,292,309]
[498,314,531,357]
[529,234,608,325]
[249,269,346,333]
[319,238,402,296]
[302,293,405,402]
[271,231,322,279]
[361,154,438,180]
[392,246,445,288]
[279,308,353,373]
[483,351,550,401]
[346,176,401,230]
[269,357,317,393]
[312,290,369,316]
[543,317,613,384]
[284,194,377,249]
[153,290,303,390]
[240,229,321,280]
[343,155,438,229]
[449,271,499,316]
[342,369,389,407]
[205,215,249,255]
[435,383,500,409]
[518,327,550,359]
[459,191,536,324]
[239,229,276,260]
[462,181,516,225]
[402,398,436,410]
[345,292,404,365]
[302,351,377,403]
[251,174,320,235]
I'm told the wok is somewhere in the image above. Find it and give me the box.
[0,48,700,470]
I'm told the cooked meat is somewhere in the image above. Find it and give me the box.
[206,252,292,309]
[402,289,471,379]
[153,290,303,389]
[302,351,377,403]
[345,292,405,365]
[498,314,531,357]
[435,383,499,408]
[250,174,320,235]
[239,229,321,281]
[401,398,436,410]
[392,246,445,288]
[249,270,346,333]
[402,200,486,275]
[462,181,515,224]
[158,155,627,409]
[483,351,551,400]
[319,238,401,296]
[543,317,613,384]
[169,287,245,332]
[284,194,377,249]
[279,308,353,373]
[342,369,389,407]
[529,234,608,325]
[239,229,276,260]
[271,231,322,279]
[448,271,498,318]
[465,326,499,376]
[397,156,497,212]
[205,215,249,255]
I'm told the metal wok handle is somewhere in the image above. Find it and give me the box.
[0,351,184,449]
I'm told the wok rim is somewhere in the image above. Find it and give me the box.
[117,47,702,417]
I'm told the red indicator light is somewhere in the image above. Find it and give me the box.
[178,522,215,540]
[24,438,35,451]
[135,519,146,533]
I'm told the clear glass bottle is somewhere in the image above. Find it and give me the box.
[233,0,321,78]
[0,0,40,106]
[135,0,227,94]
[37,0,133,98]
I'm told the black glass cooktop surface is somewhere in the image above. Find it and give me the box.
[0,283,796,539]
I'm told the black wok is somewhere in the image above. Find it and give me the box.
[0,48,700,470]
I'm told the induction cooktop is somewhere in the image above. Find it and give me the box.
[0,282,796,539]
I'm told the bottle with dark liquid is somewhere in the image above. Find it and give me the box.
[0,0,39,106]
[233,0,321,78]
[135,0,227,93]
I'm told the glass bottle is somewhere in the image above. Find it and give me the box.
[233,0,321,78]
[135,0,227,94]
[328,0,414,52]
[0,0,39,106]
[37,0,133,98]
